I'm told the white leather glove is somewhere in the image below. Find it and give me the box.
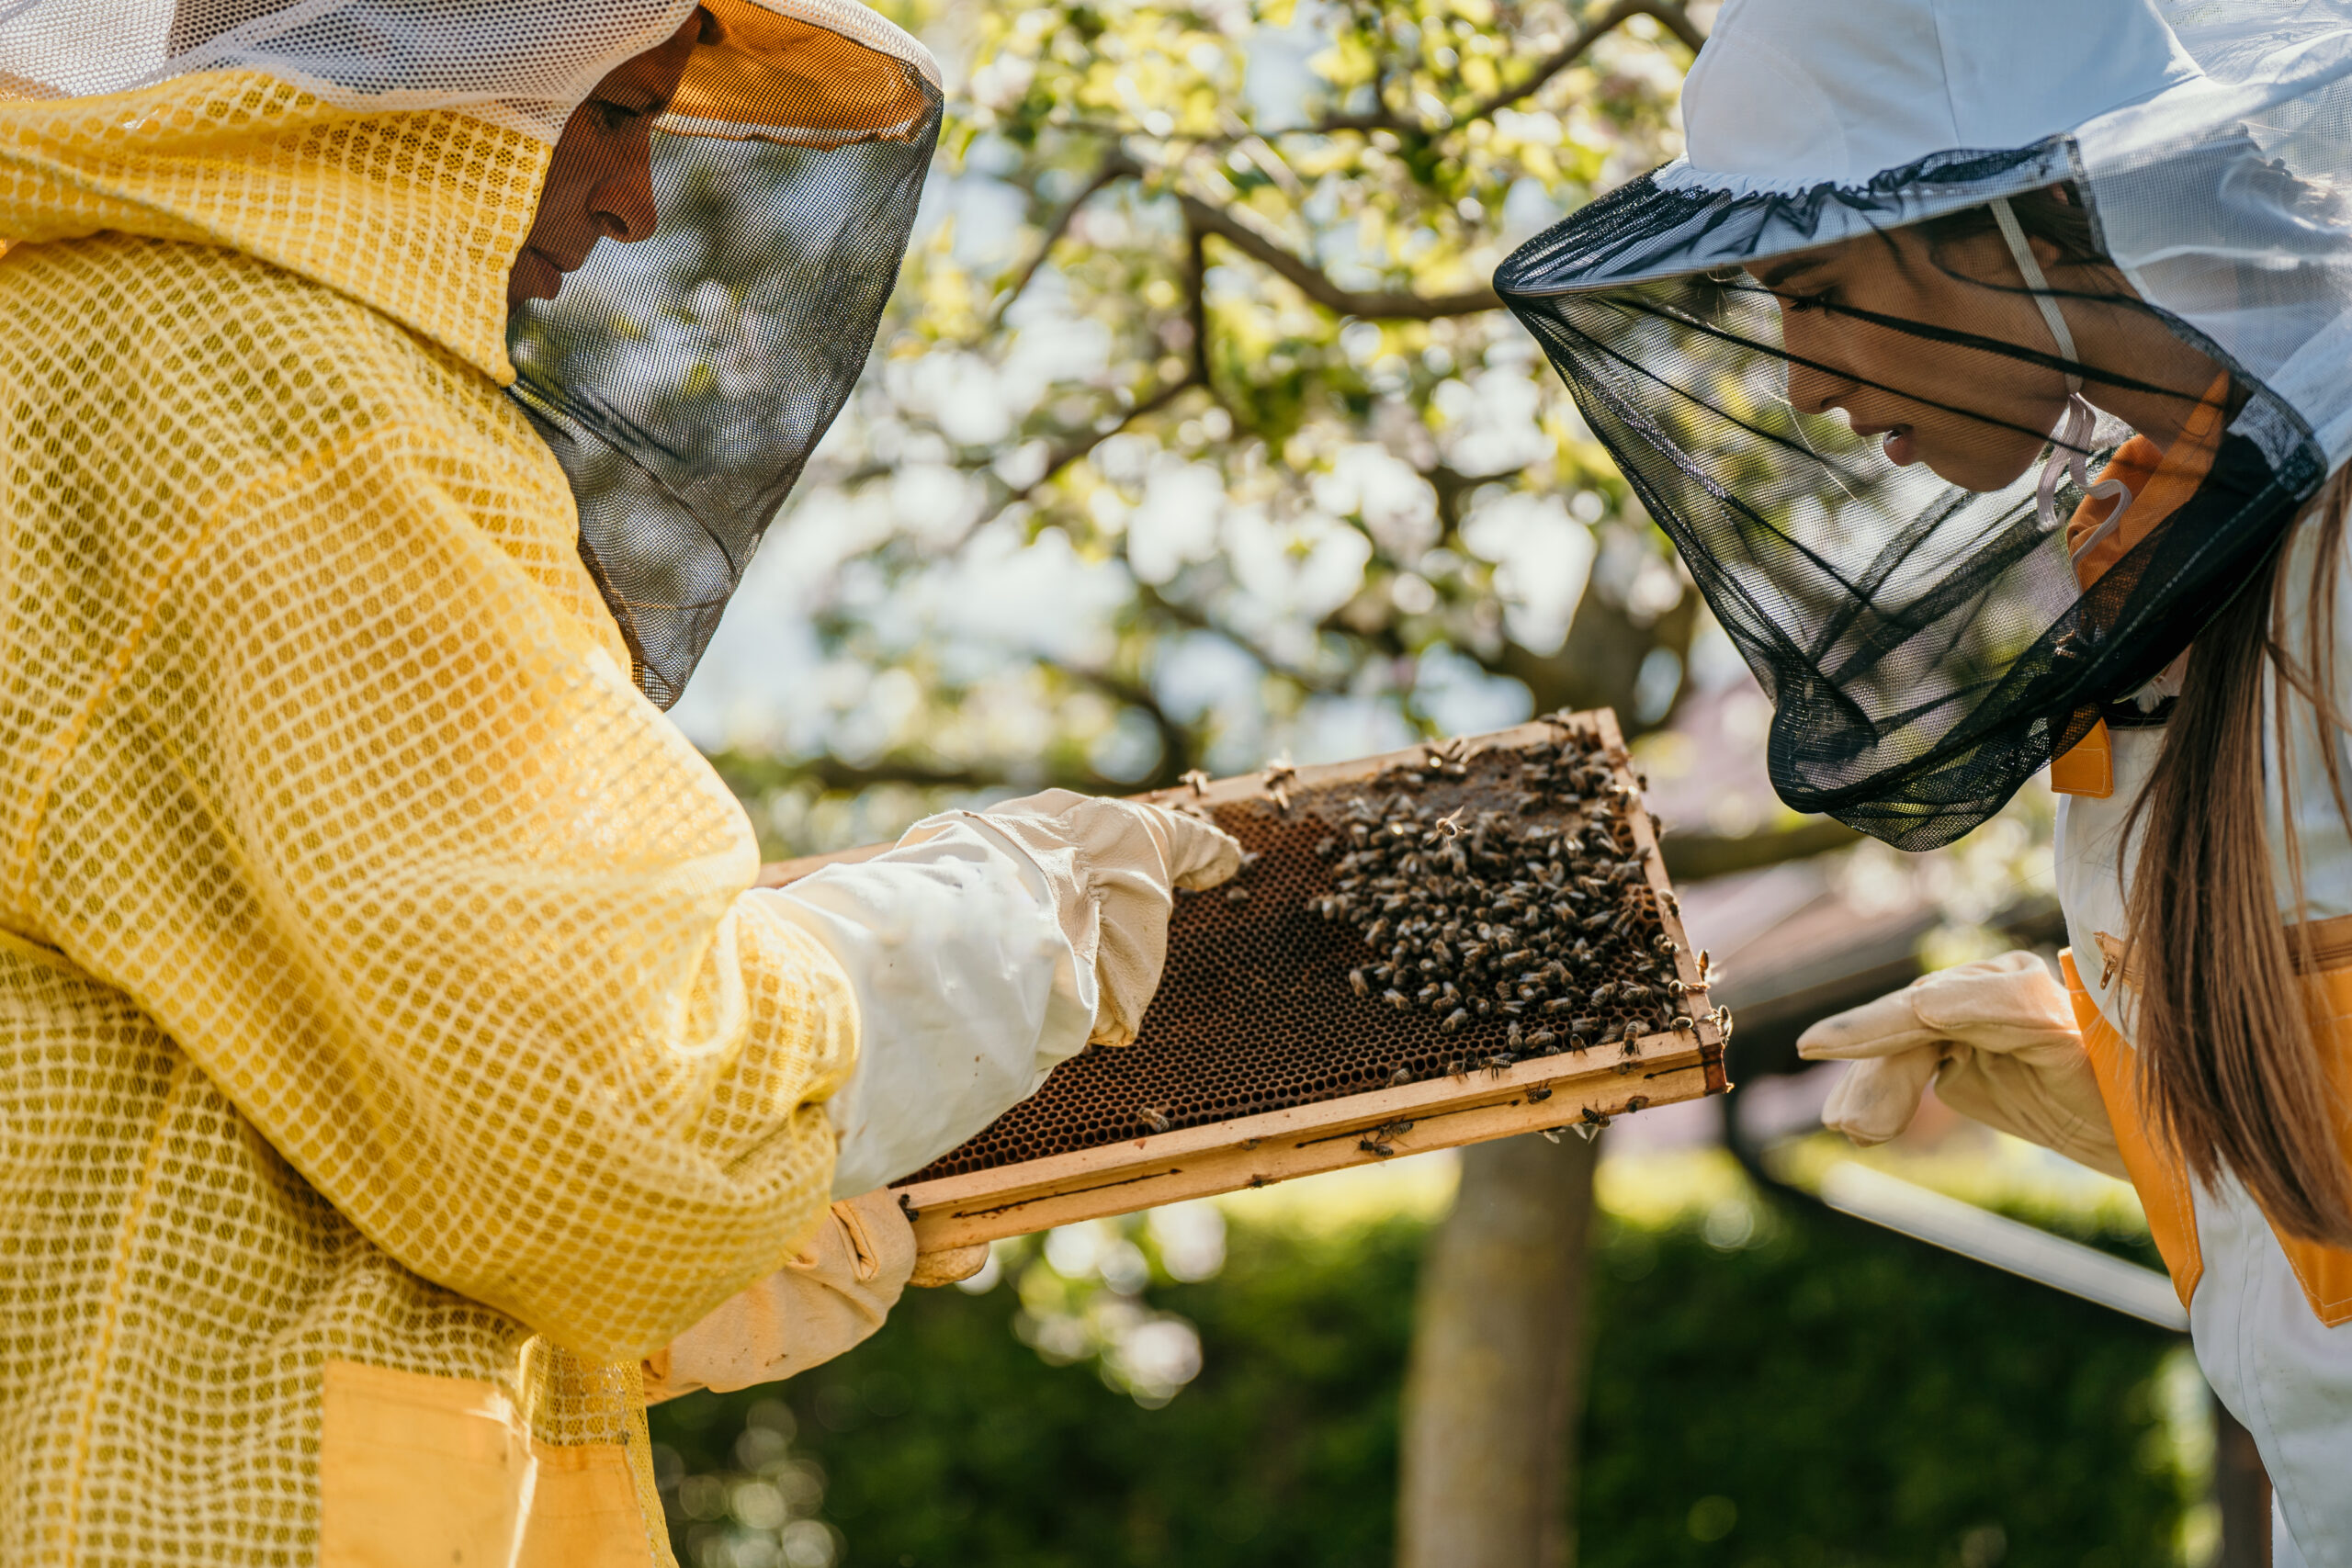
[642,1190,923,1401]
[760,820,1094,1198]
[926,790,1244,1047]
[1796,950,2128,1180]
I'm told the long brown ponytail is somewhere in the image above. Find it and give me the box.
[2123,468,2352,1246]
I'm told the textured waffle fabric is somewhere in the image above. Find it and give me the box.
[0,72,860,1563]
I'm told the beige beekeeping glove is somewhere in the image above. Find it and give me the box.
[959,789,1243,1047]
[1796,950,2127,1180]
[642,1190,926,1402]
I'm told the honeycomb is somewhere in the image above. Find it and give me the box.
[898,719,1712,1183]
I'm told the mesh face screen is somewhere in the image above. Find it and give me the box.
[899,722,1710,1184]
[1499,186,2322,850]
[508,86,942,708]
[6,0,944,712]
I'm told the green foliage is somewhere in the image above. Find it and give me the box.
[651,1191,2192,1567]
[1579,1198,2187,1568]
[686,0,1718,852]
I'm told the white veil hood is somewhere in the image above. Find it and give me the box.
[0,0,938,144]
[0,0,946,709]
[1495,0,2352,847]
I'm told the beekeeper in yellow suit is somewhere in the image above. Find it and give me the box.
[0,2,1238,1562]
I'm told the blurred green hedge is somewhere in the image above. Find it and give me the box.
[650,1180,2193,1568]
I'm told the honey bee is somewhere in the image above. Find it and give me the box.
[1136,1106,1173,1134]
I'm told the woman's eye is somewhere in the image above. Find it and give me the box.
[1784,290,1833,314]
[594,101,639,131]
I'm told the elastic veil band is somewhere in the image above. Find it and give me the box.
[1989,197,2133,564]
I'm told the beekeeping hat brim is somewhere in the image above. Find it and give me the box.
[1494,0,2332,299]
[664,0,937,147]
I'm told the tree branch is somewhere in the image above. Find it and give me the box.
[1184,217,1212,389]
[1026,0,1702,148]
[1136,581,1351,694]
[1639,0,1708,56]
[1657,818,1861,883]
[1062,662,1202,786]
[1011,371,1203,503]
[1460,0,1704,125]
[1176,188,1503,318]
[706,747,1001,796]
[989,154,1134,330]
[966,203,1222,509]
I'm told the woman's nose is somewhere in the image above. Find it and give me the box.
[1775,311,1855,416]
[591,149,660,244]
[1785,353,1844,415]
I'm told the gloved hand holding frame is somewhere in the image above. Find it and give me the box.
[762,710,1728,1263]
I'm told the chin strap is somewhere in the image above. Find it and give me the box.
[1989,197,2131,561]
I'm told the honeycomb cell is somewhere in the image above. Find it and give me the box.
[898,724,1705,1183]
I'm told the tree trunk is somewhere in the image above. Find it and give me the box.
[1396,1132,1601,1568]
[2213,1395,2273,1568]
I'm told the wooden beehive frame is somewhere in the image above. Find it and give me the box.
[758,711,1727,1254]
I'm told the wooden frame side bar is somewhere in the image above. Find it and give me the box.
[900,1021,1719,1251]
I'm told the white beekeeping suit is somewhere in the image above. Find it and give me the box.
[1496,1,2352,1561]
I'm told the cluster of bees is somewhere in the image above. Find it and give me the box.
[1317,733,1701,1063]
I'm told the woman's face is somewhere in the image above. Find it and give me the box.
[507,12,705,307]
[1749,227,2075,491]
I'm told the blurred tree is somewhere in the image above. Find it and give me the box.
[1398,1133,1600,1568]
[649,1187,2195,1566]
[687,0,1820,857]
[675,2,1883,1562]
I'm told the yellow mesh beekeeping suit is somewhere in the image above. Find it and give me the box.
[0,69,856,1566]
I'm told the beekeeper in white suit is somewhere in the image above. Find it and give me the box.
[1494,0,2352,1560]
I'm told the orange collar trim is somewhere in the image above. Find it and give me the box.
[2067,370,2233,590]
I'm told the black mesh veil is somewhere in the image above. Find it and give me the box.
[1498,141,2330,850]
[507,41,940,709]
